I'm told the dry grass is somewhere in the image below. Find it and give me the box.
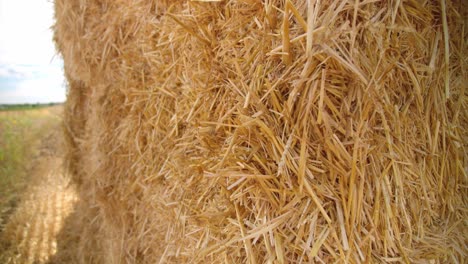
[0,158,77,264]
[0,106,79,264]
[54,0,467,263]
[0,106,63,231]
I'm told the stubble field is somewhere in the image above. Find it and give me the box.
[0,105,78,264]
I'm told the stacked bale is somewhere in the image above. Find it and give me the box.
[54,0,467,263]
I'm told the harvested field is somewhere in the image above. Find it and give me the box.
[54,0,467,263]
[0,106,78,264]
[0,106,63,229]
[0,158,77,264]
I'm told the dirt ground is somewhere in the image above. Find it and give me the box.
[0,107,79,264]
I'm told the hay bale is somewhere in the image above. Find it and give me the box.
[54,0,467,263]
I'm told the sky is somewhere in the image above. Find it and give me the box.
[0,0,66,104]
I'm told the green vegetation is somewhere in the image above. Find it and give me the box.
[0,106,62,229]
[0,103,61,111]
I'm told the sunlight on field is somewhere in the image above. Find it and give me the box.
[0,105,79,264]
[1,160,77,264]
[0,106,62,230]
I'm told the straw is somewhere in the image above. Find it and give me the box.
[54,0,467,263]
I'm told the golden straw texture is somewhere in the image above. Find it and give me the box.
[54,0,467,263]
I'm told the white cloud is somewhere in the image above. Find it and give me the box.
[0,62,66,104]
[0,0,58,65]
[0,0,66,104]
[0,75,66,104]
[0,66,20,78]
[0,64,29,79]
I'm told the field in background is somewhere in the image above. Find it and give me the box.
[0,105,63,230]
[0,104,79,263]
[0,103,61,112]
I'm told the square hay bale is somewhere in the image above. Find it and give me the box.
[54,0,467,263]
